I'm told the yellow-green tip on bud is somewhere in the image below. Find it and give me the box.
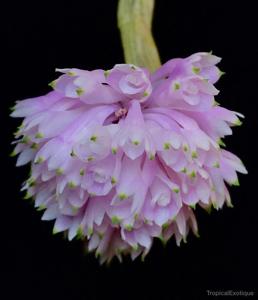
[162,222,170,230]
[181,167,187,173]
[230,179,240,186]
[233,119,243,126]
[9,150,17,157]
[226,201,234,208]
[35,132,44,139]
[172,188,180,194]
[189,203,196,210]
[213,162,220,168]
[48,80,57,89]
[23,192,32,200]
[56,168,64,176]
[111,216,121,225]
[111,177,117,185]
[125,224,133,231]
[67,71,76,76]
[149,153,155,160]
[195,231,200,238]
[191,151,198,159]
[217,138,226,147]
[205,204,212,214]
[183,145,188,152]
[192,66,201,74]
[30,143,39,150]
[37,205,46,211]
[90,135,97,142]
[213,99,220,106]
[173,82,181,90]
[104,70,110,77]
[27,177,36,187]
[164,143,170,150]
[76,87,84,96]
[87,227,93,236]
[68,181,77,189]
[118,193,128,200]
[159,235,167,247]
[219,69,226,77]
[21,136,30,144]
[9,105,16,112]
[35,156,44,164]
[76,226,84,239]
[132,244,139,251]
[52,227,59,235]
[111,148,117,154]
[189,171,196,178]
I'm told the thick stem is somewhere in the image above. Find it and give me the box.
[117,0,161,72]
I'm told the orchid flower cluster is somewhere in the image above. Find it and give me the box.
[11,52,247,263]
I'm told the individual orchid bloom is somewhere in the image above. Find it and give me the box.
[142,160,182,226]
[53,68,123,104]
[151,52,222,84]
[81,153,122,196]
[72,124,116,162]
[106,64,152,102]
[185,52,222,83]
[151,74,219,110]
[111,100,156,159]
[162,205,199,245]
[11,91,62,118]
[108,156,150,227]
[11,52,247,263]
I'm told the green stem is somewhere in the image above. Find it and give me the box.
[117,0,161,72]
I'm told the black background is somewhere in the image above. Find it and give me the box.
[1,1,257,299]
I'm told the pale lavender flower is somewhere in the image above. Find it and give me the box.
[11,52,247,263]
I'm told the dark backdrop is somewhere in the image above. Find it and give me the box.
[1,1,257,299]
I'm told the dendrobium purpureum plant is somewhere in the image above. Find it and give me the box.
[10,0,247,264]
